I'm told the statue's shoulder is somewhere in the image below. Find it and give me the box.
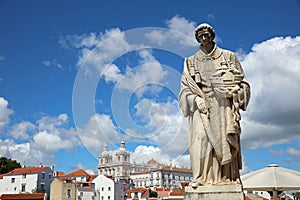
[185,54,196,65]
[221,48,235,56]
[220,48,238,61]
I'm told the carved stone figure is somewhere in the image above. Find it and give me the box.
[179,23,250,187]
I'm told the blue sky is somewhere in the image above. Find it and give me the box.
[0,0,300,174]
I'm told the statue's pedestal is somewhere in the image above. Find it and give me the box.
[184,184,244,200]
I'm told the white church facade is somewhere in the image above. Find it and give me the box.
[97,140,192,189]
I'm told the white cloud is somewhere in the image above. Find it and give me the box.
[133,98,188,155]
[0,113,79,167]
[74,162,97,175]
[33,131,73,152]
[116,50,168,97]
[102,63,122,82]
[0,97,13,132]
[0,139,54,167]
[269,147,300,157]
[146,15,197,47]
[172,154,190,168]
[77,114,121,155]
[286,147,300,156]
[9,121,36,139]
[166,15,196,39]
[130,145,171,165]
[37,113,69,133]
[130,145,190,168]
[240,36,300,149]
[67,28,140,78]
[42,59,63,70]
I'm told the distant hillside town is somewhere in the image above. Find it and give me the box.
[0,140,192,200]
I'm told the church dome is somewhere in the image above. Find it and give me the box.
[101,143,109,157]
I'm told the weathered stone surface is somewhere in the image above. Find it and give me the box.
[178,22,250,186]
[184,184,245,200]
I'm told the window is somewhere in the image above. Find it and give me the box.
[101,196,104,200]
[41,172,45,179]
[101,187,104,191]
[49,174,52,179]
[40,183,45,192]
[11,178,15,183]
[21,184,26,192]
[67,189,71,198]
[108,196,110,200]
[108,186,111,191]
[80,192,83,197]
[22,174,26,179]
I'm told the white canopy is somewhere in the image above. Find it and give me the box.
[241,164,300,191]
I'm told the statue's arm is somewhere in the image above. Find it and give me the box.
[230,52,251,111]
[179,58,206,117]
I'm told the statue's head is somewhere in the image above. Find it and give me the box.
[195,23,215,43]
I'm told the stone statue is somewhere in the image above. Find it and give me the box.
[179,23,250,187]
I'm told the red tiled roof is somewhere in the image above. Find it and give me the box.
[62,169,97,184]
[4,167,48,176]
[56,177,75,182]
[126,188,149,198]
[169,191,185,196]
[156,191,169,198]
[161,166,192,173]
[0,193,46,200]
[55,171,65,176]
[64,169,90,177]
[147,159,158,164]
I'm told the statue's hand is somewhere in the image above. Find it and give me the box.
[195,96,208,114]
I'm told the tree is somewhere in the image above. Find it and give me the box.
[0,157,21,174]
[149,189,158,198]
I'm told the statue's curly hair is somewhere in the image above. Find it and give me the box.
[195,23,215,43]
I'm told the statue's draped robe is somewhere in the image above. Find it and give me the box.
[179,45,250,185]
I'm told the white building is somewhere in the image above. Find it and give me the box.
[0,166,53,197]
[98,140,130,179]
[92,174,128,200]
[130,166,192,189]
[98,140,192,190]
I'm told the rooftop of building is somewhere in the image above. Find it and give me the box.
[0,193,46,200]
[54,169,98,187]
[126,188,150,198]
[131,165,191,174]
[2,166,50,176]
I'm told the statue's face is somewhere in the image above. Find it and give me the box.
[197,32,213,46]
